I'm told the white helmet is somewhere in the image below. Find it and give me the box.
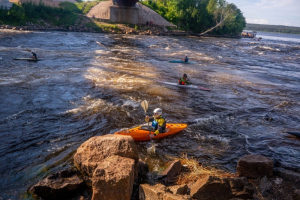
[153,108,162,116]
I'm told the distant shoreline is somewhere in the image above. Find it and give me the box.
[246,23,300,35]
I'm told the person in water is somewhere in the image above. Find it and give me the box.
[145,108,166,136]
[31,51,37,59]
[183,54,189,62]
[178,73,192,85]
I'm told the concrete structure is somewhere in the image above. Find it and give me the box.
[87,1,174,27]
[110,5,138,24]
[0,0,13,9]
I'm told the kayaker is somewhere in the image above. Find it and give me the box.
[31,51,37,60]
[145,108,166,136]
[178,73,192,85]
[183,54,189,62]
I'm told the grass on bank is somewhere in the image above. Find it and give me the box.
[173,153,237,185]
[0,0,105,26]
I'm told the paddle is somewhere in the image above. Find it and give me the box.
[141,100,153,144]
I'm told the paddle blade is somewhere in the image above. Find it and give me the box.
[141,100,148,113]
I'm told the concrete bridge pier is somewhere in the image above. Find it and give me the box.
[110,5,138,24]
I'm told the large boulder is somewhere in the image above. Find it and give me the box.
[237,154,273,178]
[92,155,135,200]
[190,176,232,200]
[31,168,86,200]
[74,134,139,177]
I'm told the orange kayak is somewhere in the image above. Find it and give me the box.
[114,123,187,141]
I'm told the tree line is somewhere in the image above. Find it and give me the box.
[0,0,246,35]
[246,23,300,35]
[140,0,246,35]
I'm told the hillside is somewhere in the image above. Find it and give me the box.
[246,23,300,35]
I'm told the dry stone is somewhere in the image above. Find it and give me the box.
[92,155,135,200]
[237,154,273,178]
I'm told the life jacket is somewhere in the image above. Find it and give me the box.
[178,78,187,85]
[152,115,166,133]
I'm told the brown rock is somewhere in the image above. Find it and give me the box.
[227,177,253,199]
[159,160,182,184]
[293,189,300,200]
[163,192,192,200]
[92,155,135,200]
[237,154,273,178]
[190,176,232,200]
[31,168,86,200]
[139,183,165,200]
[74,134,139,177]
[168,184,188,195]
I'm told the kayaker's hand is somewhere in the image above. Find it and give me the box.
[150,134,154,138]
[145,115,149,122]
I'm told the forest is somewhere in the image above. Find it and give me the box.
[246,23,300,35]
[0,0,246,35]
[140,0,246,35]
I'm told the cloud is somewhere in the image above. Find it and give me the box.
[253,0,298,10]
[246,19,269,24]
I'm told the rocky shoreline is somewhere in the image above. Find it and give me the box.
[30,134,300,200]
[0,24,242,38]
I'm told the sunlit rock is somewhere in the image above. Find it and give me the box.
[92,155,135,200]
[74,134,139,177]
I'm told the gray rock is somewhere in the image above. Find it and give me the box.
[259,176,272,197]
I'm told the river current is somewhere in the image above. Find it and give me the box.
[0,30,300,199]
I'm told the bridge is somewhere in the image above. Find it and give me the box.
[87,0,173,26]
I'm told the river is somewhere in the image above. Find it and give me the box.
[0,30,300,199]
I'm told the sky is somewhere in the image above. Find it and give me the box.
[227,0,300,27]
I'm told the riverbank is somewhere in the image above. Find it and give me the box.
[30,135,300,200]
[0,17,241,38]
